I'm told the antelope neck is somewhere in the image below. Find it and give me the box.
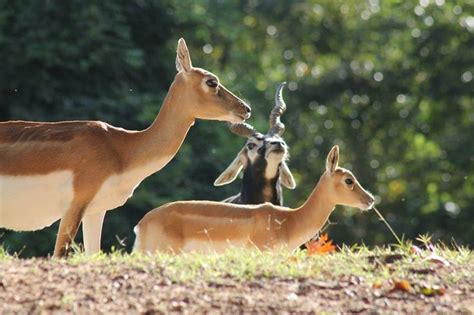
[126,80,195,175]
[286,174,336,249]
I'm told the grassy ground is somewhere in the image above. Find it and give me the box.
[0,244,473,314]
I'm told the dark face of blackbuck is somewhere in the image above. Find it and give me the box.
[245,133,286,163]
[243,133,290,180]
[214,82,296,199]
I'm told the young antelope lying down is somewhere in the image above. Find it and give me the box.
[133,146,374,253]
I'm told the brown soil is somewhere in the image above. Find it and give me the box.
[0,259,473,314]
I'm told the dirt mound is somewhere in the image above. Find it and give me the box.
[1,257,473,314]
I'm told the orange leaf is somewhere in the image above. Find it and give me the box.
[372,281,382,289]
[305,233,336,255]
[393,279,412,292]
[319,233,329,243]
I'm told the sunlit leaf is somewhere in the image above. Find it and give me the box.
[392,279,412,292]
[305,233,336,255]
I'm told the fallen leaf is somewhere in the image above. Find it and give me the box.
[392,279,412,292]
[425,254,450,266]
[421,285,446,296]
[372,281,382,289]
[421,287,435,296]
[305,233,336,255]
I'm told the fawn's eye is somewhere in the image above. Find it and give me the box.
[206,79,218,88]
[345,178,354,185]
[247,143,256,150]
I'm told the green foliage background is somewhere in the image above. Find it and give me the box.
[1,0,473,257]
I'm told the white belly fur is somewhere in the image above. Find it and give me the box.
[0,171,74,231]
[86,173,140,215]
[0,160,164,231]
[86,162,163,215]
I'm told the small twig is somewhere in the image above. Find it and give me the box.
[115,234,127,247]
[373,207,403,245]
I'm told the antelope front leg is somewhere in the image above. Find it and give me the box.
[53,203,87,257]
[82,211,106,255]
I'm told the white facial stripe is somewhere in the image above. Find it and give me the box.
[248,139,261,145]
[265,135,280,142]
[245,138,263,164]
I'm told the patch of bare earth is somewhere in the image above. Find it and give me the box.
[0,258,473,314]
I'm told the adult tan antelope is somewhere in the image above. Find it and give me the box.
[133,145,375,253]
[0,38,251,257]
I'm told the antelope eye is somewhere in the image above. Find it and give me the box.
[206,79,218,88]
[345,178,354,185]
[247,143,256,150]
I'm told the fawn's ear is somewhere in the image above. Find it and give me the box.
[214,148,247,186]
[325,145,339,174]
[279,161,296,189]
[176,38,193,72]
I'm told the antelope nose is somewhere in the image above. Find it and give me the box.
[243,105,251,119]
[239,102,251,119]
[367,195,375,204]
[244,104,251,113]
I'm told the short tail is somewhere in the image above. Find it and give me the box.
[132,225,140,251]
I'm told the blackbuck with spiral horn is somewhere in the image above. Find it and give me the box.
[214,82,295,205]
[133,145,375,254]
[0,38,251,257]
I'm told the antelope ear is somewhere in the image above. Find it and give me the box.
[326,145,339,174]
[279,161,296,189]
[214,149,246,186]
[176,38,193,72]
